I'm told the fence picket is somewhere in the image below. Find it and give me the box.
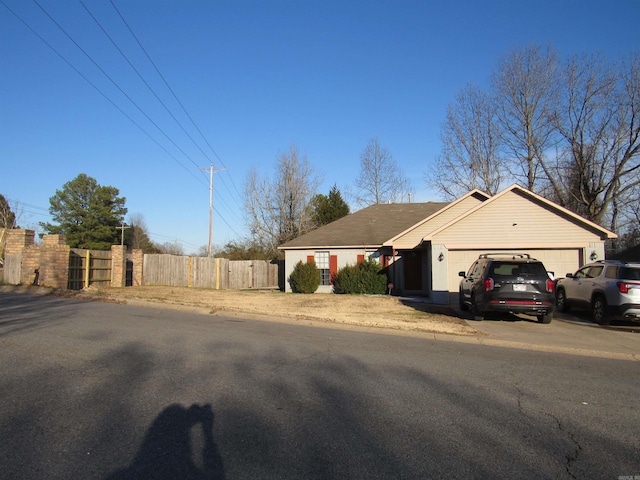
[142,254,279,289]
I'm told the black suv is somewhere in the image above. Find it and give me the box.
[458,253,555,323]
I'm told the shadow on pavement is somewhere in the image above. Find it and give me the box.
[106,404,225,480]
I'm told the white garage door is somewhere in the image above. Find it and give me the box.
[447,249,583,295]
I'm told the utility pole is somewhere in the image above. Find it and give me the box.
[117,223,130,246]
[199,165,225,257]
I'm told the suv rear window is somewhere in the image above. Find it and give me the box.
[606,266,640,280]
[489,262,547,277]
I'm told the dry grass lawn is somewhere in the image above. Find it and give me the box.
[70,286,479,336]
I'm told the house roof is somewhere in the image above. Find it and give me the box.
[279,184,618,251]
[279,202,449,249]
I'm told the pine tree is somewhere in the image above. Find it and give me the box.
[41,174,127,249]
[311,185,350,227]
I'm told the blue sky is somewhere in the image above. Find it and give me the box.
[2,0,639,254]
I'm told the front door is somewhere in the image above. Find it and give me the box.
[403,251,423,291]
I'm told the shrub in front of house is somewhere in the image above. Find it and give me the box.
[333,258,388,294]
[289,260,320,293]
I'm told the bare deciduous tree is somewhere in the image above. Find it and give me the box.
[0,194,17,229]
[427,85,504,199]
[550,53,640,230]
[244,144,321,249]
[355,137,411,206]
[428,46,640,246]
[493,45,559,190]
[158,240,185,256]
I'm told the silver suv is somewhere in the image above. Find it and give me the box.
[555,260,640,324]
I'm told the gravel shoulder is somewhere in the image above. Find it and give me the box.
[49,285,480,336]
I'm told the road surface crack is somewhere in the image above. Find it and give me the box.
[545,411,581,479]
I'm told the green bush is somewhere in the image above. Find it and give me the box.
[289,260,320,294]
[333,258,388,294]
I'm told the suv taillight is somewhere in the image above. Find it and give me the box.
[546,279,554,293]
[484,278,494,292]
[618,281,640,294]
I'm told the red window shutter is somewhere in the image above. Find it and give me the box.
[329,255,338,284]
[357,254,365,264]
[307,255,314,264]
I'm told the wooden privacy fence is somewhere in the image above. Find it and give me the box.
[68,248,112,290]
[142,254,281,290]
[3,253,21,285]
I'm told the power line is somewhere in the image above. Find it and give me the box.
[3,1,245,240]
[79,0,216,175]
[32,0,207,177]
[0,0,205,185]
[108,0,245,203]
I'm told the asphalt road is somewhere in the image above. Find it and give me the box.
[1,292,639,480]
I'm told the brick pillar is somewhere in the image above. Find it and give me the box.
[38,235,70,289]
[5,230,39,285]
[5,229,35,256]
[130,249,144,287]
[111,245,127,288]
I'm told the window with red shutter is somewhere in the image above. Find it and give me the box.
[329,255,338,284]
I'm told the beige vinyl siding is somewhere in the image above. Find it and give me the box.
[393,195,485,249]
[432,190,605,247]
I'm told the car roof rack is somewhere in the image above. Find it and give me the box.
[479,253,531,259]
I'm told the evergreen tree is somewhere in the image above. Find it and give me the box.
[311,184,350,227]
[41,174,127,249]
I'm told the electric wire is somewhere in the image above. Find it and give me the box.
[0,0,205,185]
[79,0,214,181]
[32,0,207,183]
[85,0,245,228]
[2,1,243,241]
[109,0,245,205]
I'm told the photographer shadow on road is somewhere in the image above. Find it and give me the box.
[106,403,225,480]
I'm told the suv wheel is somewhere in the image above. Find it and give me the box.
[592,295,611,325]
[459,289,469,311]
[556,288,569,313]
[537,313,552,324]
[471,294,484,321]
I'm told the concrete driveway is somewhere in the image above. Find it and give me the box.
[453,310,640,361]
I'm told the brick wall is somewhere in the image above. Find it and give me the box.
[7,231,71,288]
[130,248,144,287]
[5,229,145,289]
[111,245,126,288]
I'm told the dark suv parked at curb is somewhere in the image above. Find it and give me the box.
[459,253,555,323]
[555,260,640,325]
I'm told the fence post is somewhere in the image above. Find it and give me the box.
[84,250,90,288]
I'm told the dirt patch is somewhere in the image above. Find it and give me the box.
[62,285,479,336]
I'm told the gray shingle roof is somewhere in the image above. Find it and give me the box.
[279,202,449,249]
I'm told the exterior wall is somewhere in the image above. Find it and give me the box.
[432,190,607,247]
[284,247,385,293]
[430,244,450,304]
[393,195,485,249]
